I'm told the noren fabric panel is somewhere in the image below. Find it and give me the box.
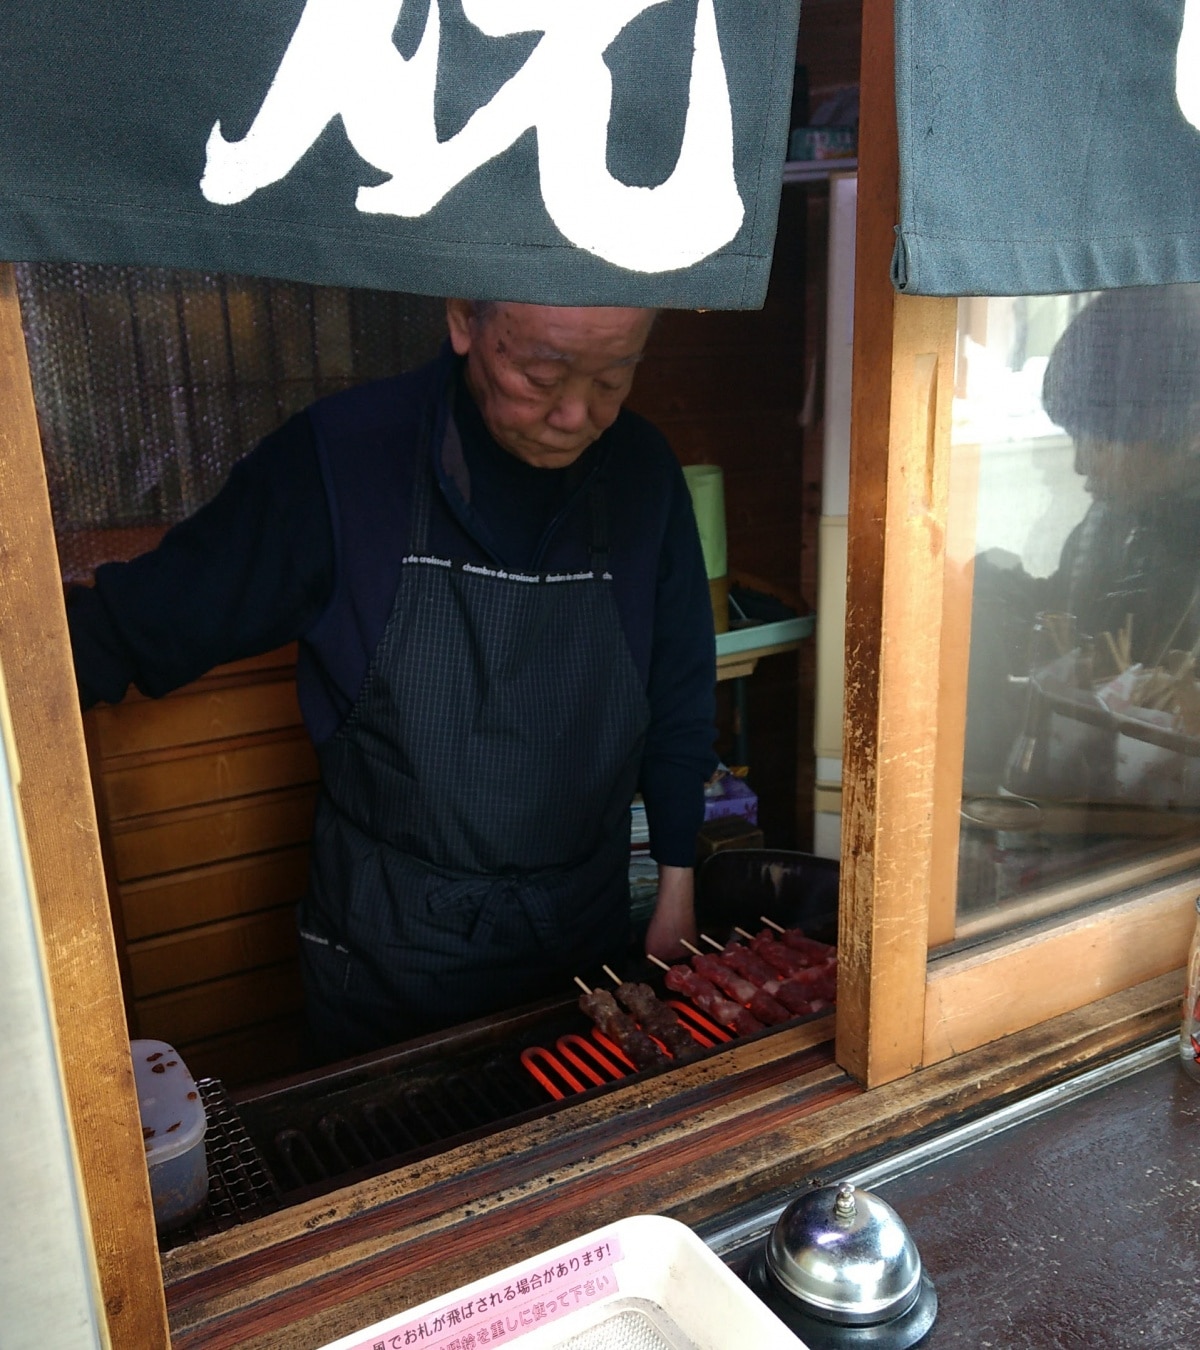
[894,0,1200,296]
[0,1,800,309]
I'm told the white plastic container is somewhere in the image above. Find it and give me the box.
[318,1213,807,1349]
[130,1039,208,1232]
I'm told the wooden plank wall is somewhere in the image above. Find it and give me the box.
[85,645,316,1085]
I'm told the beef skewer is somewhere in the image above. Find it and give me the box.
[759,914,837,965]
[749,938,838,1003]
[601,965,700,1062]
[647,955,766,1037]
[700,932,778,985]
[680,939,794,1026]
[746,926,838,982]
[699,933,820,1015]
[574,978,665,1069]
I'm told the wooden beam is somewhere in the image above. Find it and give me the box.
[927,441,981,947]
[837,0,958,1085]
[923,877,1196,1064]
[0,263,169,1346]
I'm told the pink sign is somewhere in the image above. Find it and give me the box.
[340,1235,624,1350]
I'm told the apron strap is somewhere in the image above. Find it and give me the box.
[586,470,610,574]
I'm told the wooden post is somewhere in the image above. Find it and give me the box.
[836,0,958,1086]
[0,263,169,1346]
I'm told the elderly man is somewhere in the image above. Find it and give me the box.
[68,301,717,1060]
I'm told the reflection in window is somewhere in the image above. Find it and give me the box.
[947,285,1200,943]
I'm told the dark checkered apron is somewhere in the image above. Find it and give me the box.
[298,401,650,1059]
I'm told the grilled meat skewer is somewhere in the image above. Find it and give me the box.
[577,989,666,1069]
[611,981,700,1061]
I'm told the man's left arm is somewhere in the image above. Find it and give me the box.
[640,462,718,963]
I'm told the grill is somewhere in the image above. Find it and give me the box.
[229,995,734,1204]
[159,850,839,1250]
[158,1078,283,1252]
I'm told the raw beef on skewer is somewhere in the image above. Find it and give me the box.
[686,949,793,1026]
[654,960,766,1037]
[698,936,821,1016]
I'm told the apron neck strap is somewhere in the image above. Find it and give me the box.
[413,363,613,575]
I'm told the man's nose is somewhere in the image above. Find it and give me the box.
[547,390,590,432]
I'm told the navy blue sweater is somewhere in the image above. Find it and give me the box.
[67,351,717,866]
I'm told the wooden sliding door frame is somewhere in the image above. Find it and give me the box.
[0,263,170,1347]
[838,0,1194,1088]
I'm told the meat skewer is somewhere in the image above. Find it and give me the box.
[697,933,829,1016]
[700,932,778,985]
[747,926,838,981]
[601,965,700,1062]
[574,978,665,1069]
[759,914,837,965]
[698,935,822,1016]
[681,940,793,1026]
[648,955,766,1037]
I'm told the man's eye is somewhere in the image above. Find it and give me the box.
[526,374,557,390]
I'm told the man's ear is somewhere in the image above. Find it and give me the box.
[445,299,474,356]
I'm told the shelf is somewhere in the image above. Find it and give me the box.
[715,613,815,682]
[782,157,858,185]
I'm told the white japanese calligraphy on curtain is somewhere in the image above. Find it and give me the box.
[199,0,744,274]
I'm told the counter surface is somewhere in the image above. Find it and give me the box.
[879,1052,1200,1348]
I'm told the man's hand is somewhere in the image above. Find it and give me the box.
[643,864,697,964]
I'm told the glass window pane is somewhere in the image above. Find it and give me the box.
[945,285,1200,946]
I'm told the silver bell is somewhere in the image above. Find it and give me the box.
[750,1182,937,1349]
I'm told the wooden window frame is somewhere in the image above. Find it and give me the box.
[0,1,1190,1341]
[837,0,1195,1089]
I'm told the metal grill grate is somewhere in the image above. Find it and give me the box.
[158,1078,282,1252]
[265,1054,548,1194]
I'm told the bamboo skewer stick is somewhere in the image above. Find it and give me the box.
[647,954,671,972]
[573,976,593,996]
[679,939,703,956]
[1044,612,1072,658]
[601,964,623,985]
[734,926,756,941]
[699,933,724,950]
[1102,630,1127,673]
[760,915,786,932]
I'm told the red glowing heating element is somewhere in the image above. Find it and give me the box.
[521,1004,729,1100]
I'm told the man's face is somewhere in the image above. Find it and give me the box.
[1074,435,1197,504]
[446,301,656,468]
